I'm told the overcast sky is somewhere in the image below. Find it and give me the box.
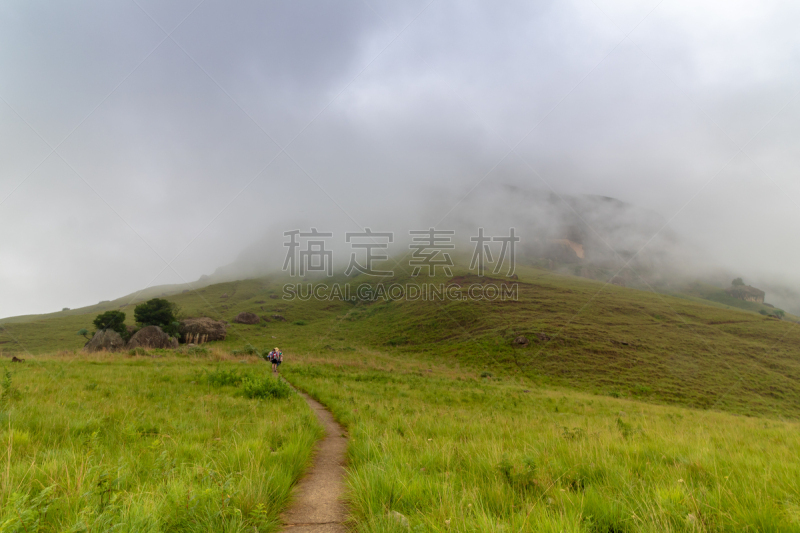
[1,0,799,318]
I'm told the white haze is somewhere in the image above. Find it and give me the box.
[1,0,799,317]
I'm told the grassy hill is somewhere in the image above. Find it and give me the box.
[0,280,210,325]
[4,266,800,531]
[2,265,800,418]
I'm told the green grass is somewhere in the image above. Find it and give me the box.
[0,352,321,532]
[283,353,800,532]
[3,261,800,530]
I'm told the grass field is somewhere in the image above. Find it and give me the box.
[3,264,800,531]
[283,351,800,533]
[0,351,320,532]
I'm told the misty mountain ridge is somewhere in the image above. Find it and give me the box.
[211,187,679,275]
[3,187,789,323]
[200,185,797,315]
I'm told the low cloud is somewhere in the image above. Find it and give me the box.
[1,0,799,317]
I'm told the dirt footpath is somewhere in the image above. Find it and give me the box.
[282,391,348,532]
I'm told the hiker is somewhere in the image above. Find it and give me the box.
[272,347,283,373]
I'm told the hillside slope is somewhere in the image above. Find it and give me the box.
[2,266,800,417]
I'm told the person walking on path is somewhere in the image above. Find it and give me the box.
[272,347,283,373]
[263,348,275,369]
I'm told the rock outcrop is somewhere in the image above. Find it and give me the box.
[127,326,178,350]
[726,285,765,303]
[83,329,125,352]
[233,312,260,325]
[179,317,227,343]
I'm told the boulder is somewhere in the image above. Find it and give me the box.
[233,312,260,325]
[84,329,125,353]
[127,326,178,350]
[389,511,409,530]
[512,335,529,347]
[179,317,227,343]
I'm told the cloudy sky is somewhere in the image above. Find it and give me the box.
[1,0,799,318]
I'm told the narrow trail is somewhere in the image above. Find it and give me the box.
[281,387,349,532]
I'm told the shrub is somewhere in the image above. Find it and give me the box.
[293,320,307,326]
[0,369,20,405]
[0,486,54,532]
[562,426,586,440]
[732,277,745,287]
[134,298,179,337]
[231,344,260,357]
[92,310,128,339]
[497,456,540,495]
[205,368,246,387]
[241,375,291,399]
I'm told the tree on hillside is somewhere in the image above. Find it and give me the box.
[134,298,180,337]
[92,310,128,339]
[732,278,745,287]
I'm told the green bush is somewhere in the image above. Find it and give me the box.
[205,368,247,387]
[231,344,260,357]
[0,369,21,405]
[92,311,128,340]
[193,369,291,400]
[497,456,540,496]
[241,376,291,399]
[134,298,179,337]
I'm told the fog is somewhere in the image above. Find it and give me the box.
[1,0,799,318]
